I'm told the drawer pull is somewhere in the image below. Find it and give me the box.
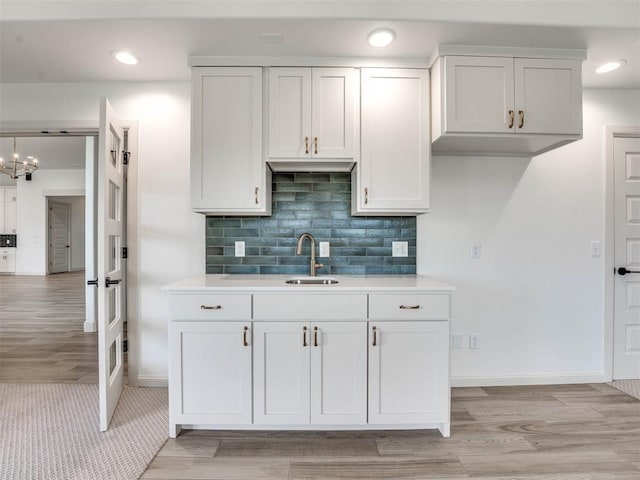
[200,305,222,310]
[313,326,318,347]
[304,136,309,154]
[243,326,249,347]
[314,136,318,155]
[303,326,308,347]
[372,325,377,347]
[508,109,514,129]
[399,305,420,310]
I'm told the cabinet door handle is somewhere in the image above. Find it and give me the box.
[314,137,318,155]
[313,326,318,347]
[508,110,514,129]
[303,325,308,347]
[364,188,369,205]
[304,136,309,154]
[200,305,222,310]
[254,187,259,205]
[372,325,377,347]
[518,110,524,129]
[399,305,420,310]
[243,326,249,347]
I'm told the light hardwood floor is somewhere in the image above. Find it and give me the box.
[142,383,640,479]
[0,271,98,383]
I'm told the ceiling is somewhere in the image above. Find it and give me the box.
[0,0,638,88]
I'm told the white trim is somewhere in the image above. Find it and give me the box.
[451,373,608,387]
[0,120,97,135]
[137,376,168,388]
[189,56,430,69]
[604,126,640,381]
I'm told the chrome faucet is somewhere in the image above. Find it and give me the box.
[296,233,323,277]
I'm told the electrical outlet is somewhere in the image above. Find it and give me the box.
[452,334,464,350]
[471,242,482,258]
[392,241,408,257]
[319,241,330,257]
[234,241,245,257]
[469,334,480,349]
[591,241,601,257]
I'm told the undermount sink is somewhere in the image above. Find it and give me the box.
[285,276,339,285]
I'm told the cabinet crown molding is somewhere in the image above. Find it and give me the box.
[427,45,587,68]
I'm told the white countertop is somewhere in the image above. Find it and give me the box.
[163,274,455,292]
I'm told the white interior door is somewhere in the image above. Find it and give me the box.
[48,202,70,274]
[614,136,640,379]
[97,98,126,431]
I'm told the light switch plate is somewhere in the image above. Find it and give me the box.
[471,242,482,258]
[392,241,408,257]
[319,241,330,257]
[469,334,480,349]
[591,241,601,257]
[235,241,245,257]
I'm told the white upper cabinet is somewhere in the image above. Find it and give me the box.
[191,67,271,215]
[268,67,357,169]
[354,68,430,215]
[0,186,17,234]
[432,50,584,156]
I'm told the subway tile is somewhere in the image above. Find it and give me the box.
[294,210,332,220]
[349,256,385,265]
[205,227,224,238]
[384,256,416,265]
[296,172,330,183]
[206,218,242,228]
[277,256,309,266]
[366,228,400,238]
[206,266,223,274]
[331,247,367,257]
[314,182,350,192]
[295,192,332,202]
[332,266,367,275]
[312,219,351,229]
[330,210,352,219]
[274,173,295,183]
[259,228,296,237]
[276,220,313,229]
[349,218,386,228]
[207,256,241,265]
[242,256,278,265]
[275,182,312,192]
[224,265,260,274]
[272,192,296,202]
[242,218,277,228]
[294,229,331,239]
[206,246,224,256]
[331,229,366,238]
[276,201,315,211]
[260,265,305,275]
[261,246,296,256]
[223,228,260,238]
[329,173,350,183]
[366,247,391,256]
[329,192,351,202]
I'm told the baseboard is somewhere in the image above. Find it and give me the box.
[15,271,45,276]
[136,376,168,388]
[451,372,609,387]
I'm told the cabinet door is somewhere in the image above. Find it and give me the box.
[443,56,514,134]
[311,68,356,159]
[191,67,268,213]
[310,322,367,424]
[357,68,430,214]
[0,201,5,234]
[4,188,17,203]
[253,322,310,425]
[4,201,16,234]
[268,68,312,158]
[169,321,252,425]
[369,321,449,424]
[514,58,582,135]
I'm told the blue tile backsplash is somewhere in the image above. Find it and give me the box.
[205,173,416,275]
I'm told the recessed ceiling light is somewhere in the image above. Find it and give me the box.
[596,60,626,74]
[367,28,395,48]
[112,51,140,65]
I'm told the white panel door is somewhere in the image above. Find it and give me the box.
[358,68,430,214]
[514,58,582,135]
[268,68,312,158]
[4,199,16,234]
[170,322,252,425]
[48,202,70,274]
[369,321,449,424]
[97,98,126,432]
[310,322,367,424]
[253,322,310,425]
[444,56,514,134]
[614,136,640,379]
[191,67,266,212]
[311,68,356,158]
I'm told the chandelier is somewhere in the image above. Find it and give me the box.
[0,138,39,180]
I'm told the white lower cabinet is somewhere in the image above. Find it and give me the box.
[167,288,451,438]
[253,321,367,425]
[368,321,450,434]
[169,321,252,436]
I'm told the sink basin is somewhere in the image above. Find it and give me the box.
[285,276,339,285]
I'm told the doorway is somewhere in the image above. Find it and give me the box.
[607,128,640,380]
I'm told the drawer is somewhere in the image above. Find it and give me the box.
[253,294,367,320]
[169,293,252,320]
[369,294,450,320]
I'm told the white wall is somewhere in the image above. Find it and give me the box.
[0,81,204,383]
[417,88,640,386]
[15,169,85,274]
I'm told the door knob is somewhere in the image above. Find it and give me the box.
[617,267,640,275]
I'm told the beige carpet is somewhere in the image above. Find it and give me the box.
[0,384,168,480]
[610,379,640,400]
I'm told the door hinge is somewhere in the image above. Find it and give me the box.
[123,151,131,165]
[123,339,128,353]
[122,247,128,259]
